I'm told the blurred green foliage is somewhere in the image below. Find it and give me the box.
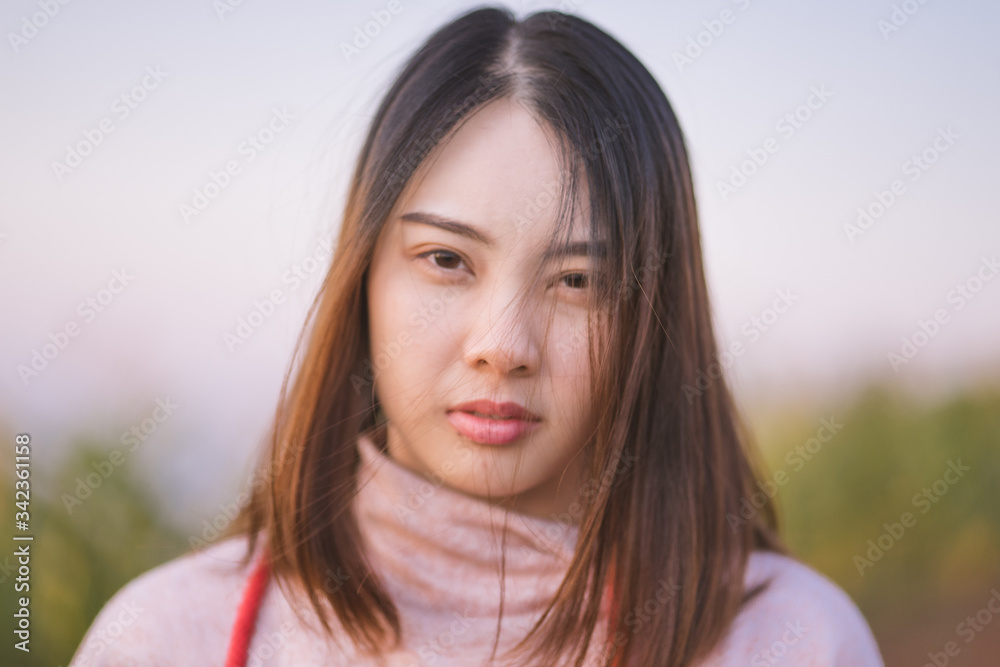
[0,439,188,667]
[1,381,998,664]
[760,383,1000,624]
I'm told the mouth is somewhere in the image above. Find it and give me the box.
[446,399,541,445]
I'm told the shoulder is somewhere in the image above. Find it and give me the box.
[68,535,259,667]
[701,549,885,667]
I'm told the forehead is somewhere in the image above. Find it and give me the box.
[394,97,588,243]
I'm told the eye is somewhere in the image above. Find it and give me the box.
[417,249,468,273]
[416,250,594,295]
[559,272,590,290]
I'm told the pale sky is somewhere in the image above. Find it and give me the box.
[2,0,997,527]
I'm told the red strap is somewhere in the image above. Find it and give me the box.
[225,555,271,667]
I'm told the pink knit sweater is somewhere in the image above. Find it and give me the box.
[68,432,885,666]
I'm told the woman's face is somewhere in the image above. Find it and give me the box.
[366,96,601,521]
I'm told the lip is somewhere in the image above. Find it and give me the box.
[446,399,541,446]
[449,400,541,421]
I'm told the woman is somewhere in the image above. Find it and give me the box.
[69,6,885,666]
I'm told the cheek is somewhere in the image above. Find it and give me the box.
[369,271,458,394]
[545,319,593,408]
[547,319,592,379]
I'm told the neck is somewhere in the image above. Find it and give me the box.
[352,428,583,617]
[369,420,590,524]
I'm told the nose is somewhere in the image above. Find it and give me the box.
[462,287,541,377]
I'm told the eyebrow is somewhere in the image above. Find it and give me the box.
[399,211,606,260]
[400,212,493,245]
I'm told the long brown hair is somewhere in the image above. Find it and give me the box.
[232,6,789,666]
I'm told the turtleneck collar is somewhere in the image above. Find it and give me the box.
[352,426,582,619]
